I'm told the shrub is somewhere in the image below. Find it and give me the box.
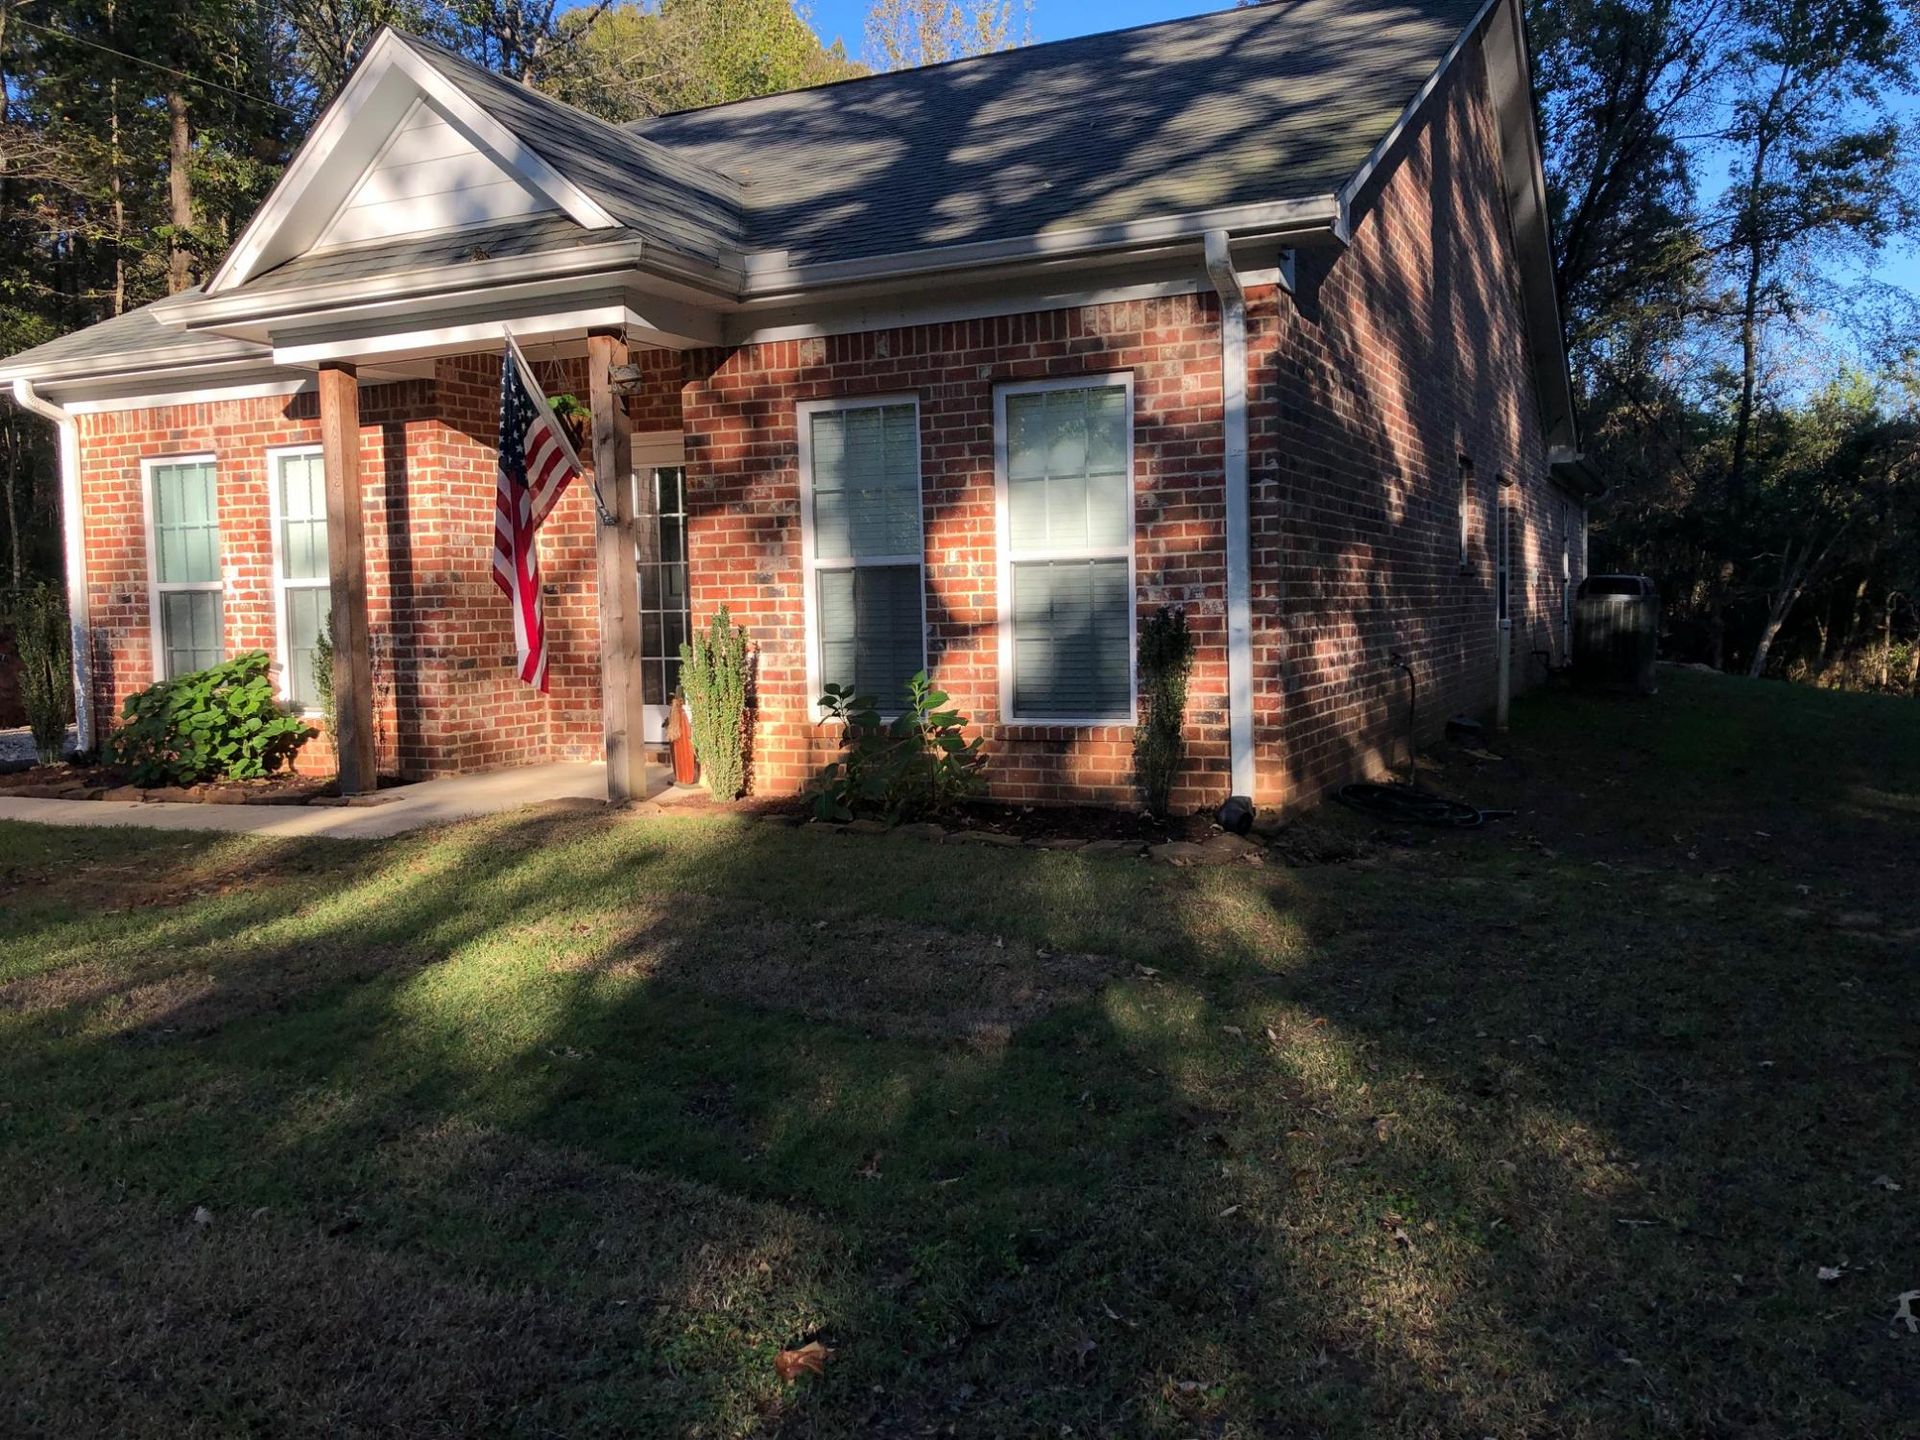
[679,607,750,800]
[9,582,72,765]
[1133,605,1194,816]
[811,670,985,823]
[312,623,336,735]
[110,651,310,788]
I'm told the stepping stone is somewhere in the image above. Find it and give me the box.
[948,830,1022,847]
[895,822,947,842]
[1026,835,1088,850]
[1080,839,1144,858]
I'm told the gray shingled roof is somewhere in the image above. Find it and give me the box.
[400,34,748,266]
[632,0,1486,266]
[2,0,1496,383]
[0,289,264,382]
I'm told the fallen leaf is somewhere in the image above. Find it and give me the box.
[1873,1175,1902,1192]
[1817,1265,1845,1282]
[1072,1335,1097,1364]
[1893,1291,1919,1334]
[774,1340,832,1381]
[191,1205,214,1227]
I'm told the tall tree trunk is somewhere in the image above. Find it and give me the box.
[111,83,126,315]
[166,90,193,294]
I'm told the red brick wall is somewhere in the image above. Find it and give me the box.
[72,365,606,780]
[1242,41,1587,805]
[65,38,1580,812]
[679,302,1230,809]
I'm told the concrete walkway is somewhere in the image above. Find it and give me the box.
[0,761,656,840]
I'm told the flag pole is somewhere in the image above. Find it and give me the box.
[502,327,614,526]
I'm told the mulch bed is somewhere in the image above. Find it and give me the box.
[0,761,337,807]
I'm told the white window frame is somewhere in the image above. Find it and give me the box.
[267,443,330,712]
[140,452,223,681]
[796,394,929,719]
[993,371,1139,726]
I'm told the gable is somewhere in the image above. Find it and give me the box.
[314,97,556,251]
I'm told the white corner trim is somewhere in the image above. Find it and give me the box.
[795,393,929,721]
[1203,231,1256,800]
[10,380,91,749]
[992,371,1139,729]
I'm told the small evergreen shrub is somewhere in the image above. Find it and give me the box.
[312,624,336,736]
[110,651,310,788]
[810,670,985,823]
[679,607,750,800]
[9,582,72,765]
[1133,605,1195,816]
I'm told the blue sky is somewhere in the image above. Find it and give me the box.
[803,0,1226,54]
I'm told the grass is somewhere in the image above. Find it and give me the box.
[1,667,1915,1437]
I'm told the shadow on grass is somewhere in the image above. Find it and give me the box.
[1,671,1916,1435]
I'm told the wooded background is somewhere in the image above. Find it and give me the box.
[2,0,1915,692]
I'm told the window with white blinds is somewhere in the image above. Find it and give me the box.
[145,456,224,678]
[271,448,331,710]
[997,377,1135,722]
[801,398,926,708]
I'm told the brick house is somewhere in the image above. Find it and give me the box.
[0,0,1597,814]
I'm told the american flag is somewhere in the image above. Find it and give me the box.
[492,335,583,692]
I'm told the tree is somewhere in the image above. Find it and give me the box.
[862,0,1029,71]
[1711,0,1916,518]
[547,0,863,122]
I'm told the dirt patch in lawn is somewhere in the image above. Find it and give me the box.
[557,903,1124,1047]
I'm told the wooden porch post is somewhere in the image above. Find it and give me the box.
[589,330,648,803]
[319,362,376,794]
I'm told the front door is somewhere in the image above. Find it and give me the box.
[637,463,690,744]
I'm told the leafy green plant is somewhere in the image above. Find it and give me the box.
[811,670,985,823]
[8,582,72,765]
[679,607,750,800]
[312,623,336,737]
[1133,605,1194,816]
[109,651,311,788]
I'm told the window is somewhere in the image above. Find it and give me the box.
[270,447,331,710]
[1458,457,1474,569]
[638,465,690,711]
[996,375,1135,722]
[145,456,223,678]
[799,397,926,709]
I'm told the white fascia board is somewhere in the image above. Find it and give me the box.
[185,237,655,330]
[269,291,720,366]
[207,29,618,297]
[740,195,1344,299]
[62,375,317,416]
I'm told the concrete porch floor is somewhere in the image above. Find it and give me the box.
[0,760,671,840]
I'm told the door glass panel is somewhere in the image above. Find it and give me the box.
[637,466,691,716]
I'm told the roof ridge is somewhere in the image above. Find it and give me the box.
[629,1,1277,127]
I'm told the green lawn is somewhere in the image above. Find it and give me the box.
[2,669,1915,1437]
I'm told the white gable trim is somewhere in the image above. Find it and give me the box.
[313,96,556,251]
[207,29,617,296]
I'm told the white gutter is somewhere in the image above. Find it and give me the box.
[1202,231,1256,802]
[11,379,92,752]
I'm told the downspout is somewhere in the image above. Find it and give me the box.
[11,380,92,753]
[1203,231,1256,803]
